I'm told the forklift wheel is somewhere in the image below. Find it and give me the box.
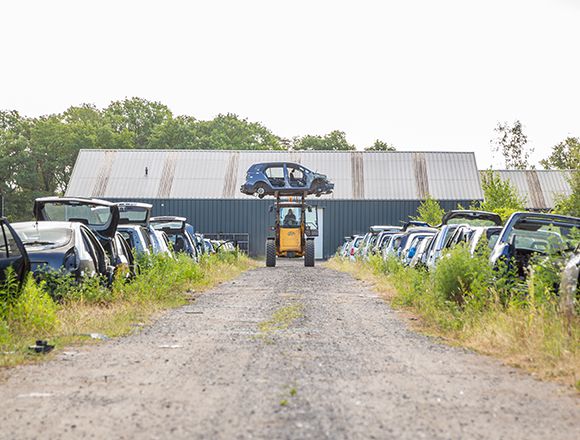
[266,239,276,267]
[304,239,315,267]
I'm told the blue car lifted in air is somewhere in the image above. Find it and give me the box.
[240,162,334,198]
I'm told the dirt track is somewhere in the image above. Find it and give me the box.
[0,260,579,439]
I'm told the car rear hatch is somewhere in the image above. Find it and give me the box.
[33,197,120,239]
[441,210,502,226]
[150,216,187,233]
[117,202,152,227]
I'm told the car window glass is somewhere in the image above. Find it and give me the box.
[12,224,73,250]
[265,166,285,187]
[41,203,113,229]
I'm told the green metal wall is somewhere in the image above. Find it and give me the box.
[109,198,477,258]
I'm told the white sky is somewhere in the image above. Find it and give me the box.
[1,0,579,169]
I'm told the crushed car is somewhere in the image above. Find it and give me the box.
[240,162,334,198]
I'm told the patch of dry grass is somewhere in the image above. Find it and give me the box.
[326,257,580,390]
[1,254,255,370]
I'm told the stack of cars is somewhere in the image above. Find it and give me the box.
[340,210,580,296]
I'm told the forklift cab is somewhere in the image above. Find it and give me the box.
[268,197,318,265]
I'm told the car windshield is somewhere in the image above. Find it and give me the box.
[41,203,112,228]
[13,224,72,249]
[280,207,301,227]
[507,223,580,253]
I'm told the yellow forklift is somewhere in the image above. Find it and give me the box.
[266,193,318,267]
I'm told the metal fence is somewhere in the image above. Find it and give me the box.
[203,232,250,254]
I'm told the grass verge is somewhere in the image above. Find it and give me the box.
[1,252,255,369]
[326,255,580,391]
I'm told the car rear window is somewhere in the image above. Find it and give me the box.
[152,221,184,230]
[41,203,113,228]
[13,224,72,249]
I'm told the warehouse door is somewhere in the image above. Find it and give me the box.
[306,207,323,259]
[314,208,324,259]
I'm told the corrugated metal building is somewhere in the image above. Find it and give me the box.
[66,149,484,257]
[488,170,572,211]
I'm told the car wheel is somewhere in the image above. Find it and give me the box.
[255,183,267,199]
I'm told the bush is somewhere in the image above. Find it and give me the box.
[432,245,493,306]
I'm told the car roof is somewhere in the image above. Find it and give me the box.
[252,162,302,168]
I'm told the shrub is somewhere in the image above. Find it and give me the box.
[432,245,492,306]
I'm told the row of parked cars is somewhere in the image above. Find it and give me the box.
[0,197,235,288]
[339,210,580,297]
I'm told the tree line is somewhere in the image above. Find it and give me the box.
[0,98,577,220]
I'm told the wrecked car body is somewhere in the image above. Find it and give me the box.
[0,217,30,285]
[240,162,334,198]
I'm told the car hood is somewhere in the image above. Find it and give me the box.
[34,197,119,239]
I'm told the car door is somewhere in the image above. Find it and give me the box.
[264,165,286,188]
[0,218,30,284]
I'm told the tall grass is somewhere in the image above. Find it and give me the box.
[328,249,580,388]
[1,251,253,367]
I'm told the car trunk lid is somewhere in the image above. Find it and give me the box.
[33,197,120,239]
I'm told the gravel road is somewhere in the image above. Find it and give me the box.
[1,260,578,439]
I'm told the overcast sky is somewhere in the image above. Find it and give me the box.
[1,0,578,169]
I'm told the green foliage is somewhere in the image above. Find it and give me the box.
[293,130,355,151]
[412,195,445,226]
[554,171,580,217]
[475,170,526,221]
[432,245,493,306]
[540,137,580,170]
[491,120,533,170]
[365,139,396,151]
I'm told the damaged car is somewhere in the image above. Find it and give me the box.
[12,221,110,281]
[240,162,334,198]
[150,216,199,260]
[33,197,128,276]
[490,212,580,278]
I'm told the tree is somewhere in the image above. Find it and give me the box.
[293,130,355,151]
[491,120,533,169]
[540,136,580,170]
[104,97,172,148]
[193,114,283,150]
[412,195,445,226]
[475,170,526,221]
[553,171,579,217]
[365,139,396,151]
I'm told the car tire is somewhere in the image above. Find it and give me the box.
[304,239,315,267]
[255,183,267,199]
[266,239,276,267]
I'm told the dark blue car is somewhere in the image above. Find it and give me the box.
[240,162,334,198]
